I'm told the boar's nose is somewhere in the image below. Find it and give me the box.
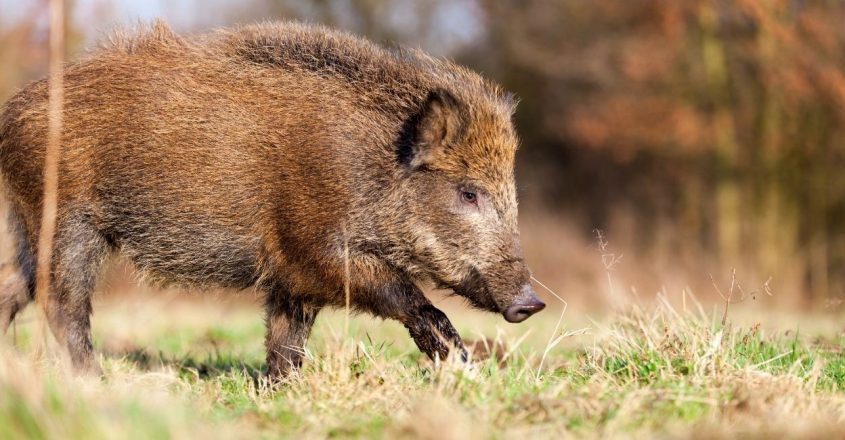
[503,284,546,323]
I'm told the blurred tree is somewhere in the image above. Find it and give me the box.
[222,0,479,55]
[1,0,843,305]
[472,0,845,304]
[0,0,82,101]
[0,6,44,102]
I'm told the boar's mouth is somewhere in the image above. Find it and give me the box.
[443,267,500,312]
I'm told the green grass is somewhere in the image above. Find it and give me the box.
[2,294,845,439]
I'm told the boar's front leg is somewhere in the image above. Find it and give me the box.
[363,282,467,363]
[403,302,468,363]
[264,293,321,379]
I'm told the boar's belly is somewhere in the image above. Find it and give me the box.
[101,203,263,290]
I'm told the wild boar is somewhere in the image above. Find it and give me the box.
[0,20,545,377]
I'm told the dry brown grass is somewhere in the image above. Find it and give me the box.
[2,289,844,439]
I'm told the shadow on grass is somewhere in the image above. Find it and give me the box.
[103,346,265,381]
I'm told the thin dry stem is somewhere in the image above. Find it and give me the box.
[594,229,624,308]
[531,275,586,378]
[30,0,65,356]
[35,0,64,308]
[342,226,351,336]
[711,269,775,325]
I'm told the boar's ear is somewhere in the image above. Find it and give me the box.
[398,89,464,171]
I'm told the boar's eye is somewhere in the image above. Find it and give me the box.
[460,190,478,205]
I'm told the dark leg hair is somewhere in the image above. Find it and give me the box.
[358,280,467,363]
[46,215,108,374]
[265,291,321,379]
[402,302,467,363]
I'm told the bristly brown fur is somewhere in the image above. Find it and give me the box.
[0,20,532,377]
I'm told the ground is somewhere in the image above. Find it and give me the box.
[2,290,845,439]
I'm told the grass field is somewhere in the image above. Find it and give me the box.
[2,291,845,439]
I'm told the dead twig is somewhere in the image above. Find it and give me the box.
[711,269,774,326]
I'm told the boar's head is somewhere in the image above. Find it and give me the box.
[396,88,545,323]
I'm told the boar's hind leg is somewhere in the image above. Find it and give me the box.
[264,294,321,379]
[0,209,36,334]
[365,283,467,363]
[47,217,109,374]
[0,264,32,334]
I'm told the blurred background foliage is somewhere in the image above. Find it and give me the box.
[1,0,843,309]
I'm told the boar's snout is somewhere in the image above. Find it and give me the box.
[503,284,546,323]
